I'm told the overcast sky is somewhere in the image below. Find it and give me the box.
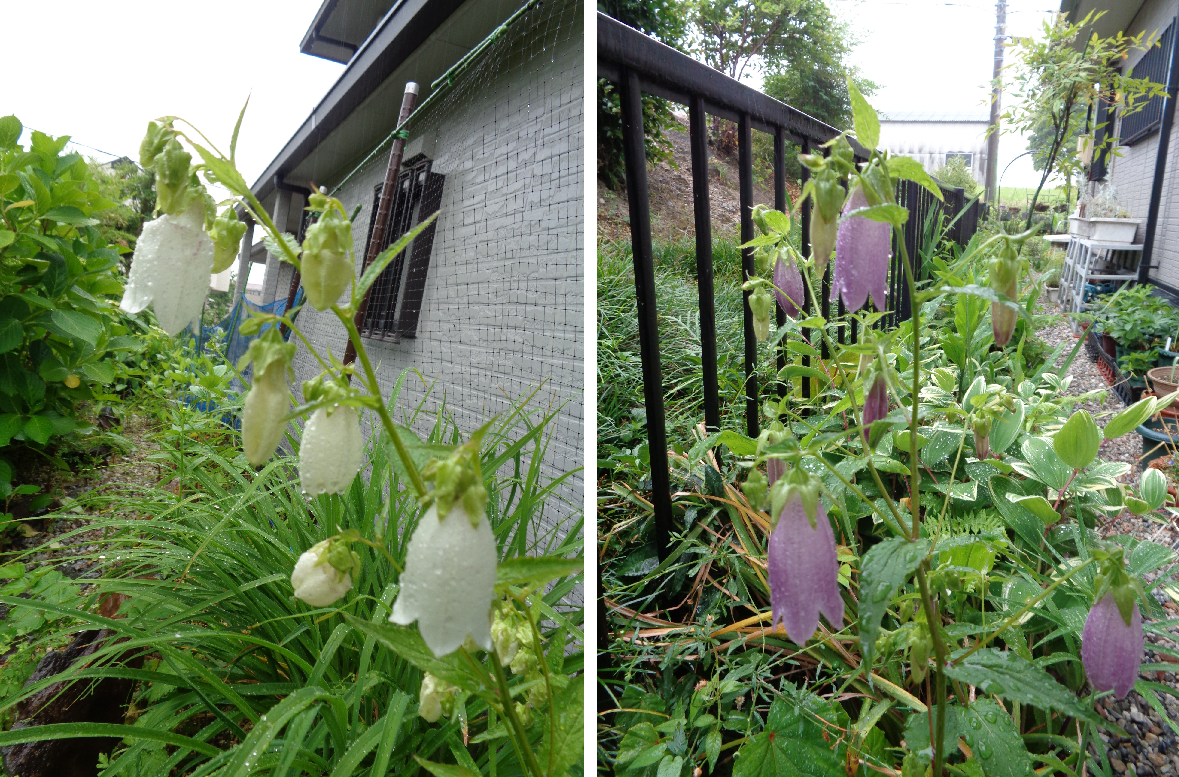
[4,1,344,193]
[827,0,1063,188]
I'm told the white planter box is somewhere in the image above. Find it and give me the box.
[1089,217,1141,244]
[1047,286,1060,304]
[1069,216,1091,237]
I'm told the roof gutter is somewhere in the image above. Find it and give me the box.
[249,0,464,207]
[1138,2,1179,282]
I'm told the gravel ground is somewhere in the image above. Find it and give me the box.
[1038,291,1179,771]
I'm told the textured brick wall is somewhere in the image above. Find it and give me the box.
[291,1,584,573]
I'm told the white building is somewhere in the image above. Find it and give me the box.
[878,111,991,186]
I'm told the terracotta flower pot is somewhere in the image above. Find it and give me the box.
[1147,368,1179,410]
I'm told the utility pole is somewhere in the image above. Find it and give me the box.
[984,0,1007,206]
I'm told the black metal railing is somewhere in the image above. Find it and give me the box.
[599,12,979,561]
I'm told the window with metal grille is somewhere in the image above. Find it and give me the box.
[1119,20,1174,146]
[359,154,444,341]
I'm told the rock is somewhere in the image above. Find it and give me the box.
[1148,732,1161,744]
[1112,757,1127,773]
[1,615,141,777]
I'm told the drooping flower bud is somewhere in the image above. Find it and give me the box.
[391,430,497,657]
[154,138,200,216]
[773,246,804,318]
[239,329,296,466]
[301,198,354,310]
[862,371,889,442]
[299,404,365,496]
[767,474,844,645]
[290,536,360,607]
[751,203,771,236]
[209,206,248,274]
[972,415,993,460]
[491,601,538,676]
[832,185,890,313]
[417,673,459,723]
[120,200,214,336]
[742,467,768,509]
[810,169,845,274]
[988,248,1020,347]
[1082,592,1144,698]
[746,281,774,342]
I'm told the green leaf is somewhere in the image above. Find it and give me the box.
[738,233,782,249]
[262,232,300,263]
[763,209,792,234]
[380,425,453,490]
[1020,437,1072,491]
[989,400,1024,455]
[0,318,21,354]
[859,536,930,665]
[934,284,1034,325]
[989,475,1043,548]
[23,415,56,445]
[1053,410,1100,470]
[717,429,757,456]
[78,360,115,385]
[1142,468,1167,511]
[36,357,69,383]
[412,758,478,777]
[1105,396,1157,439]
[733,696,845,777]
[357,212,439,301]
[847,78,880,149]
[0,230,14,250]
[888,155,945,202]
[538,682,583,777]
[0,415,23,446]
[230,95,249,162]
[496,556,582,589]
[343,615,484,693]
[0,116,21,149]
[904,699,1033,777]
[945,649,1100,725]
[43,206,97,226]
[1009,495,1060,526]
[189,141,251,199]
[0,722,219,758]
[777,365,830,383]
[39,309,102,345]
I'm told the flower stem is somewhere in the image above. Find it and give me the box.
[333,306,428,500]
[488,650,545,777]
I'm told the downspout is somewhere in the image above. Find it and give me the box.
[1139,7,1179,283]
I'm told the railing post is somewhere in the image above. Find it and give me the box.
[619,68,674,561]
[690,96,721,434]
[738,113,759,437]
[774,126,787,398]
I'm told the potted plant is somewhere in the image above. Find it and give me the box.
[1082,183,1141,243]
[1043,266,1062,304]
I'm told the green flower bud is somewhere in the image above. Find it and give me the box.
[752,203,771,236]
[742,467,768,510]
[209,207,247,274]
[139,120,173,169]
[417,673,459,723]
[154,138,196,216]
[421,423,491,526]
[301,205,354,310]
[748,283,774,342]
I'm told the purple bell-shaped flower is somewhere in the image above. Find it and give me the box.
[1082,592,1144,699]
[768,490,844,644]
[832,186,890,313]
[774,247,804,318]
[862,372,888,442]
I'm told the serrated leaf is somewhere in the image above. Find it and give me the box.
[904,699,1033,777]
[847,78,879,149]
[859,537,930,665]
[945,649,1098,725]
[538,682,582,777]
[23,415,55,445]
[357,212,439,301]
[935,284,1034,325]
[716,429,757,456]
[262,232,300,263]
[889,155,944,201]
[39,309,102,345]
[733,696,845,777]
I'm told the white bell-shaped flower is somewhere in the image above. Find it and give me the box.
[298,405,364,496]
[390,501,497,657]
[120,201,214,336]
[242,360,290,466]
[290,539,353,607]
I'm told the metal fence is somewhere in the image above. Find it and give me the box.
[598,12,980,560]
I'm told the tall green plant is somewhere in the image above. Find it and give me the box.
[0,115,141,495]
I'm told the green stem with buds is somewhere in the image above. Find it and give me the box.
[488,650,545,777]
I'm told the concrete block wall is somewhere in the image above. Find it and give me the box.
[290,0,584,562]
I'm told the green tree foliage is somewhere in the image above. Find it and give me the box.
[0,116,142,494]
[1000,10,1166,227]
[88,158,155,261]
[597,0,688,189]
[932,156,981,198]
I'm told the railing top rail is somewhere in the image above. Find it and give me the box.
[598,12,868,155]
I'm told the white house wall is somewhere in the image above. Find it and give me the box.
[289,2,584,552]
[1104,0,1179,287]
[877,120,989,184]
